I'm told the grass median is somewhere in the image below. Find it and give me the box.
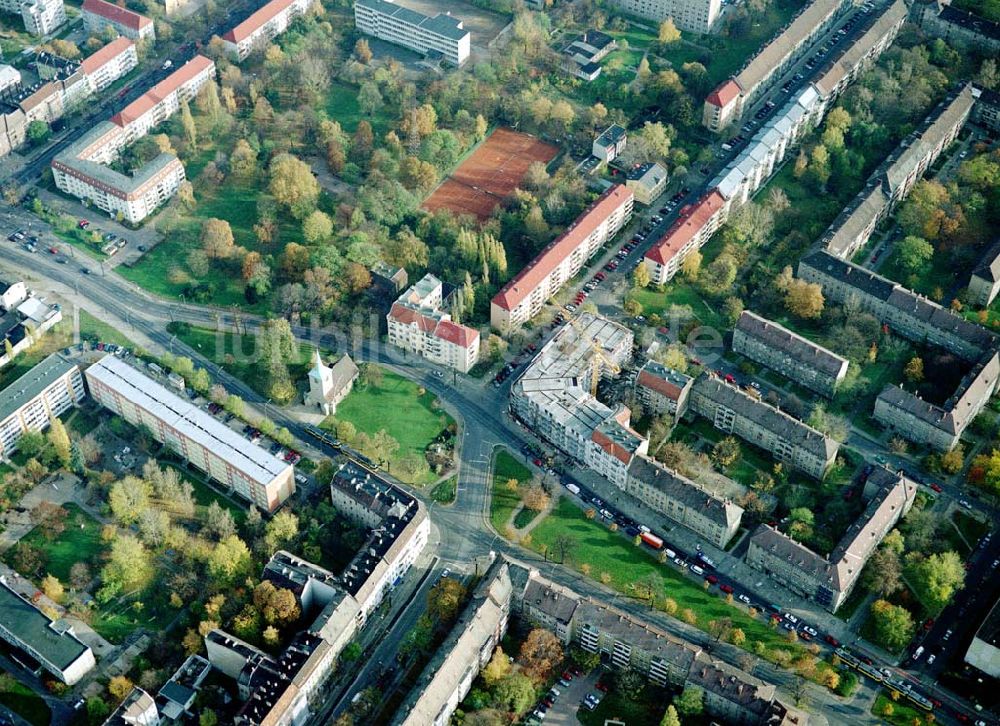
[489,449,533,533]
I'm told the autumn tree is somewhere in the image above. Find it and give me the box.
[427,576,467,623]
[108,676,134,704]
[904,357,924,383]
[658,18,681,44]
[784,278,824,319]
[201,218,235,260]
[253,581,301,626]
[354,38,372,63]
[268,153,320,219]
[520,628,563,681]
[47,417,71,468]
[302,210,333,244]
[522,484,550,512]
[869,599,915,651]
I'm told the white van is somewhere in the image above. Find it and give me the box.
[664,548,677,559]
[638,524,651,534]
[912,646,925,660]
[690,565,705,576]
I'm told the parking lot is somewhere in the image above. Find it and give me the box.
[528,667,604,725]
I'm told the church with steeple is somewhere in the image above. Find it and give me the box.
[304,350,359,416]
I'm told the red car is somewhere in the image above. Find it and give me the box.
[561,671,574,681]
[706,575,719,584]
[923,618,934,631]
[930,483,943,493]
[719,584,733,594]
[533,458,542,467]
[48,246,58,254]
[595,682,609,693]
[78,219,90,229]
[825,635,841,647]
[724,373,736,384]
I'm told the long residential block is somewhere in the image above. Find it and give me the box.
[0,353,83,460]
[912,0,1000,56]
[85,354,294,512]
[112,54,215,140]
[492,185,633,332]
[0,578,95,684]
[702,0,848,131]
[821,84,975,259]
[608,0,720,34]
[732,310,849,397]
[626,456,743,549]
[354,0,471,66]
[747,467,915,612]
[511,313,645,488]
[81,0,154,41]
[222,0,316,61]
[643,190,725,284]
[690,374,839,480]
[79,37,137,93]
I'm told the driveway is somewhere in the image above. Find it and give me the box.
[539,668,600,725]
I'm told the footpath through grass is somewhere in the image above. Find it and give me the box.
[0,679,51,726]
[489,449,533,533]
[520,497,839,686]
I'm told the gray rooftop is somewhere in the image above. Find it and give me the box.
[692,376,839,462]
[627,456,743,529]
[0,578,91,671]
[0,352,78,425]
[735,311,848,377]
[356,0,469,41]
[813,0,906,97]
[595,123,627,147]
[972,240,1000,284]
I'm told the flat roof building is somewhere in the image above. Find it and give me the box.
[634,360,693,420]
[592,124,627,162]
[625,162,668,206]
[354,0,471,66]
[965,594,1000,678]
[85,354,294,512]
[0,353,84,460]
[222,0,316,61]
[492,185,633,332]
[0,577,95,684]
[81,0,154,41]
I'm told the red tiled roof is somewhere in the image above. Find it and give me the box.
[492,185,633,312]
[434,319,479,349]
[644,191,725,266]
[636,369,682,400]
[82,0,152,31]
[112,55,214,128]
[388,303,436,334]
[223,0,300,43]
[80,37,135,76]
[706,79,741,108]
[591,429,632,465]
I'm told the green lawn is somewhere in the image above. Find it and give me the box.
[871,693,934,726]
[162,462,246,524]
[0,679,51,726]
[78,309,134,349]
[324,368,454,485]
[431,477,456,504]
[91,595,176,644]
[523,498,836,684]
[6,503,103,583]
[490,449,533,533]
[0,321,74,392]
[321,81,393,135]
[627,283,723,331]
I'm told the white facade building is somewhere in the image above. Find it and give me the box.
[85,354,295,512]
[221,0,316,61]
[354,0,471,65]
[0,0,66,36]
[80,37,138,93]
[387,274,480,373]
[609,0,720,34]
[81,0,155,41]
[0,353,83,460]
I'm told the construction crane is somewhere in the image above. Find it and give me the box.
[557,304,620,397]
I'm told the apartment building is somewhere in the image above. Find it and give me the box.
[912,0,1000,56]
[81,0,154,41]
[968,241,1000,307]
[222,0,316,61]
[0,577,95,684]
[973,86,1000,133]
[491,185,634,332]
[507,563,808,725]
[112,54,215,140]
[703,0,848,131]
[747,467,916,612]
[812,0,906,102]
[824,85,974,258]
[53,122,186,224]
[52,56,216,223]
[0,65,20,95]
[392,559,511,726]
[643,190,726,284]
[387,274,480,373]
[104,688,159,725]
[208,463,429,725]
[609,0,720,34]
[625,162,668,205]
[634,359,693,420]
[510,314,646,488]
[798,250,998,362]
[732,311,849,397]
[354,0,471,65]
[0,66,84,158]
[874,353,999,452]
[592,124,627,162]
[80,37,137,93]
[85,354,295,512]
[965,595,1000,679]
[626,456,743,548]
[690,374,839,480]
[0,353,84,460]
[0,0,65,35]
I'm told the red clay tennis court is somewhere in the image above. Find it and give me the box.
[423,128,558,222]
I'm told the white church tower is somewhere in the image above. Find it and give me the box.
[305,349,359,416]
